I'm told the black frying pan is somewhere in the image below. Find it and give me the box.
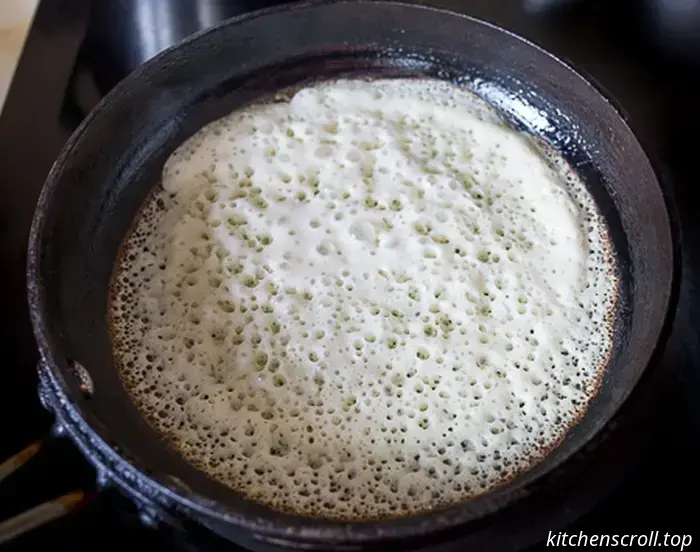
[26,1,679,550]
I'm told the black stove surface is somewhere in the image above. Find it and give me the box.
[1,0,699,550]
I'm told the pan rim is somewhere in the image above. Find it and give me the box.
[26,0,681,544]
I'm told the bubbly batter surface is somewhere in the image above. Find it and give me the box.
[109,78,616,520]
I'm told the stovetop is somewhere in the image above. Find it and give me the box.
[1,0,699,550]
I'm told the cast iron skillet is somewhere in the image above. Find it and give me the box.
[26,1,678,550]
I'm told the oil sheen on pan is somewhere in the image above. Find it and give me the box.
[107,78,618,522]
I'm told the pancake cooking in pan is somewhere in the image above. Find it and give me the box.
[108,78,617,522]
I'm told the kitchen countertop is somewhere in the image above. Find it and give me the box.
[0,0,38,112]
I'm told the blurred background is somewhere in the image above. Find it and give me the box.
[0,0,38,108]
